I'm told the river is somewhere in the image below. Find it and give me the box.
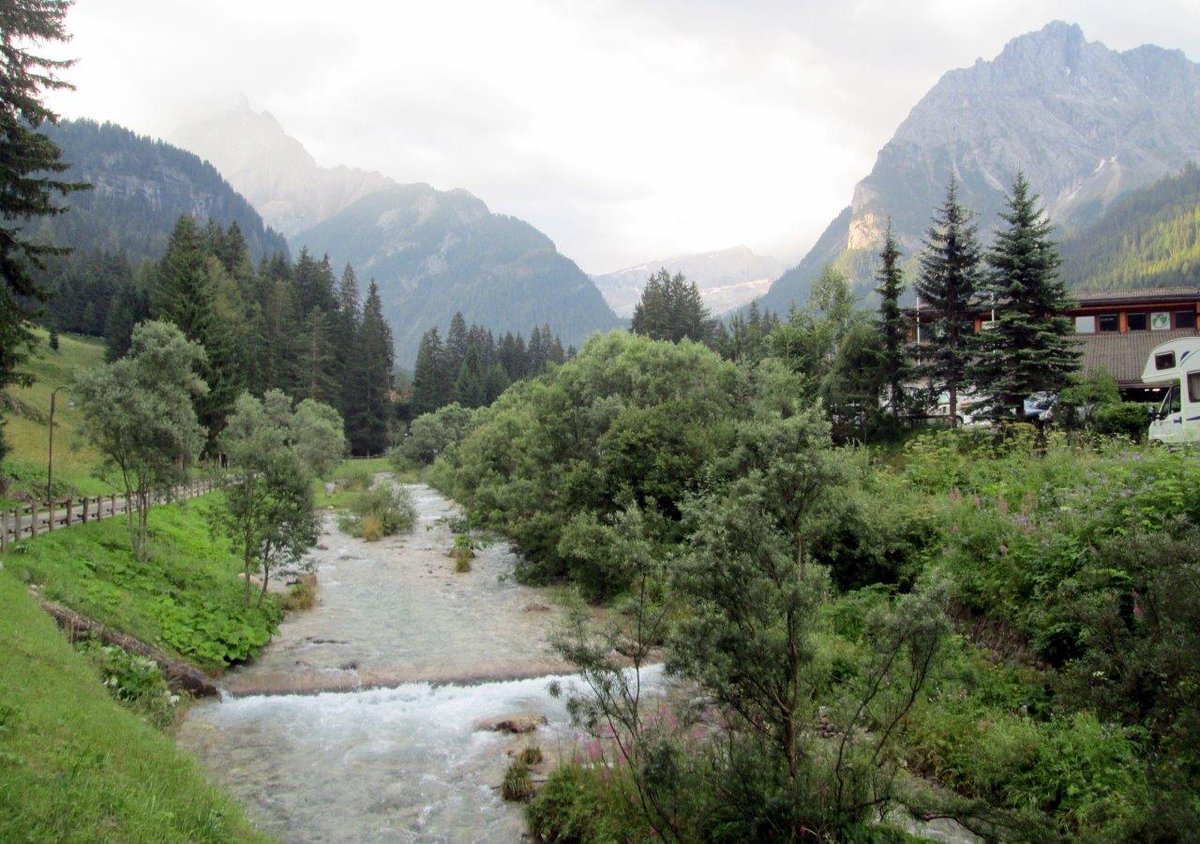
[178,483,583,842]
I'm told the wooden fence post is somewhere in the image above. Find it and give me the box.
[9,509,18,542]
[29,506,38,538]
[80,497,88,524]
[65,498,73,527]
[110,493,116,517]
[1,510,8,553]
[46,500,55,532]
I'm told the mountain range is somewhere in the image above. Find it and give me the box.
[758,21,1200,312]
[36,119,288,265]
[171,108,620,365]
[592,246,783,317]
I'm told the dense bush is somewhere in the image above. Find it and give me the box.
[338,482,417,540]
[389,403,477,467]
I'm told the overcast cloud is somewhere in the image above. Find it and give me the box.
[45,0,1200,273]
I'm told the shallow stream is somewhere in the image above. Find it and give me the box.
[178,483,581,841]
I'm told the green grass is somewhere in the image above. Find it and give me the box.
[1,493,279,670]
[1,331,113,507]
[0,569,269,842]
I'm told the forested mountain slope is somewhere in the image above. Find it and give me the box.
[295,184,620,366]
[1059,162,1200,289]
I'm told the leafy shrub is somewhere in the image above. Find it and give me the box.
[76,638,176,729]
[333,467,372,492]
[389,403,477,467]
[450,533,475,572]
[152,596,278,668]
[338,483,417,540]
[1091,402,1151,441]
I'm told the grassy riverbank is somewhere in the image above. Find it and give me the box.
[1,494,279,669]
[0,569,268,842]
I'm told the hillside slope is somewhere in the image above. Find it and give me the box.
[0,570,266,841]
[1059,163,1200,289]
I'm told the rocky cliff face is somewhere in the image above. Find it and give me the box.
[760,21,1200,312]
[172,108,392,236]
[592,246,783,317]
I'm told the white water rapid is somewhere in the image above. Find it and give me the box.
[178,483,602,842]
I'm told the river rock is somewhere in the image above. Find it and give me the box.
[475,714,547,734]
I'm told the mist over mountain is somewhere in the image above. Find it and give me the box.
[294,184,620,366]
[36,119,287,264]
[172,107,391,237]
[592,246,783,317]
[759,21,1200,312]
[172,107,620,366]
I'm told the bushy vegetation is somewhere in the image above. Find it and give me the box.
[338,481,417,541]
[0,570,266,842]
[1,495,279,669]
[429,329,1200,840]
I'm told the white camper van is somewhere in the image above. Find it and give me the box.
[1142,338,1200,444]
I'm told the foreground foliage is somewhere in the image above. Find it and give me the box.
[431,331,1200,840]
[2,496,278,668]
[0,570,266,842]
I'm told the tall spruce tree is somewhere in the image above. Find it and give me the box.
[411,327,446,416]
[875,221,910,418]
[914,175,982,426]
[347,280,394,455]
[631,268,712,344]
[0,0,82,472]
[970,173,1079,418]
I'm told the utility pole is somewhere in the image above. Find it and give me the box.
[47,386,66,506]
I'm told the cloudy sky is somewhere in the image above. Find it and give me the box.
[45,0,1200,274]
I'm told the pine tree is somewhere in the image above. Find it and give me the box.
[411,327,445,417]
[295,307,338,404]
[348,281,394,455]
[631,268,712,344]
[446,311,469,377]
[875,221,910,418]
[914,175,982,426]
[334,264,362,420]
[970,173,1079,418]
[454,340,487,408]
[0,0,81,464]
[152,217,210,338]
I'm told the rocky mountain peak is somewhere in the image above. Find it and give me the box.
[759,22,1200,313]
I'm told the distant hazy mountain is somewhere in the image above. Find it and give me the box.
[36,119,288,264]
[172,107,392,236]
[593,246,784,317]
[760,21,1200,312]
[1059,162,1200,290]
[173,107,621,366]
[295,184,621,365]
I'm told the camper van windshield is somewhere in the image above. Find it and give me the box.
[1160,385,1181,417]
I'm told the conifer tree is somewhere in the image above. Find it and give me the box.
[631,268,712,344]
[970,173,1079,418]
[0,0,82,472]
[446,311,469,377]
[153,217,210,338]
[296,307,338,404]
[455,340,487,408]
[411,327,446,417]
[875,221,910,418]
[914,175,982,426]
[348,280,394,454]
